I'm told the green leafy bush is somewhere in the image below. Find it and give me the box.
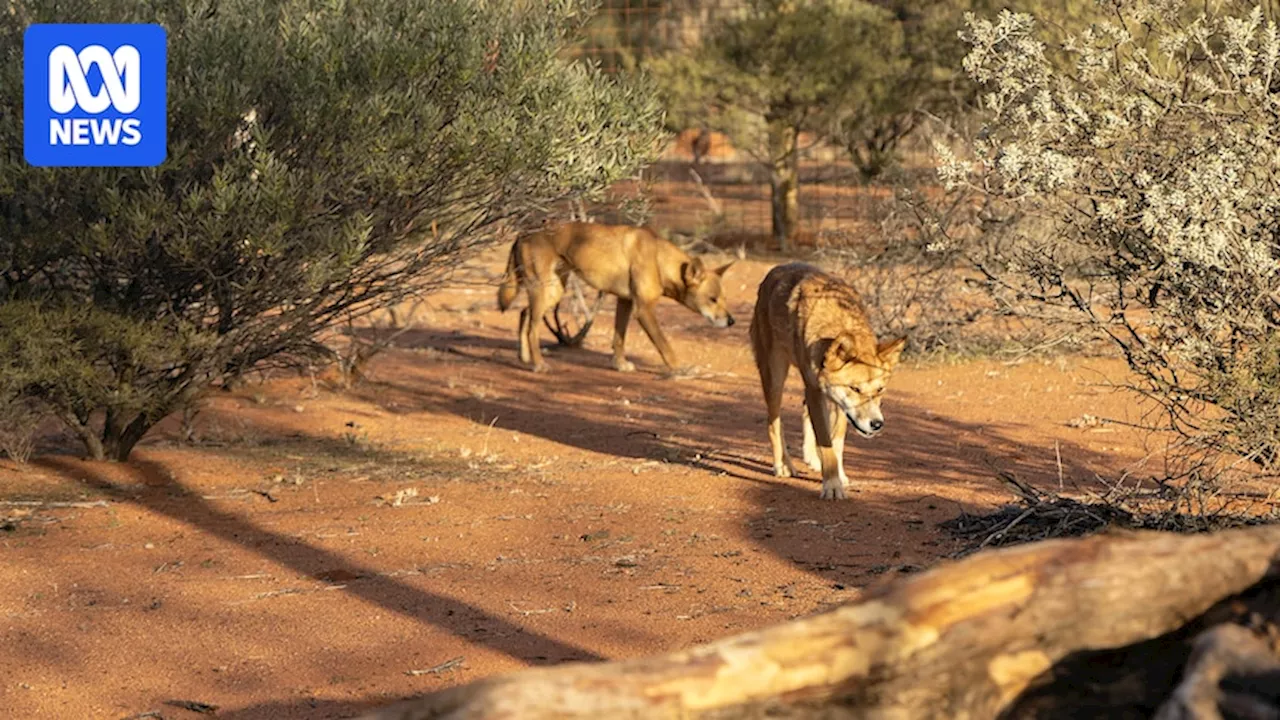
[0,0,665,460]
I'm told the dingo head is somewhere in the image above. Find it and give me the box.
[819,334,907,438]
[680,258,735,328]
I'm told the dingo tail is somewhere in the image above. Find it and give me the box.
[497,240,521,312]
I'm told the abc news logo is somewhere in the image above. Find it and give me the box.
[24,24,167,167]
[48,44,144,147]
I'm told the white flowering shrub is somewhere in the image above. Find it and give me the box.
[945,0,1280,467]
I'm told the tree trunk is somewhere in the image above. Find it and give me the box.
[853,143,891,184]
[849,114,918,184]
[768,122,800,253]
[54,409,105,461]
[356,526,1280,720]
[101,412,155,462]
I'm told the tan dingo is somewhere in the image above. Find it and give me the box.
[749,263,907,500]
[497,222,735,374]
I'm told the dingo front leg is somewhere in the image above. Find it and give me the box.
[801,401,821,473]
[635,303,689,376]
[611,299,636,372]
[804,387,848,501]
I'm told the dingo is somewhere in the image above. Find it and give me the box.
[749,263,906,500]
[497,222,735,374]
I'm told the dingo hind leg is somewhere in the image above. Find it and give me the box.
[751,317,796,478]
[517,308,533,364]
[523,266,566,373]
[500,240,533,364]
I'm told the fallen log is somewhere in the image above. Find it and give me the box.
[358,526,1280,720]
[1153,623,1280,720]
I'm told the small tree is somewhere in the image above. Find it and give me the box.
[0,0,665,461]
[649,0,900,251]
[938,0,1280,469]
[833,0,1106,183]
[830,0,969,183]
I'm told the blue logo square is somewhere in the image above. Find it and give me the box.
[24,24,167,168]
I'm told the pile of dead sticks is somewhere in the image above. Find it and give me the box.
[940,471,1278,556]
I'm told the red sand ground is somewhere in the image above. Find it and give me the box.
[0,250,1157,719]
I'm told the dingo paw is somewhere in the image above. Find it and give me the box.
[613,358,636,373]
[819,479,848,501]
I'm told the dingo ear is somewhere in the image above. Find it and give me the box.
[824,333,857,371]
[877,336,907,369]
[713,261,734,277]
[682,259,706,286]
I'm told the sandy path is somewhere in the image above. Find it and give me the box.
[0,250,1153,719]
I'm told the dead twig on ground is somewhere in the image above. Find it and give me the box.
[407,657,465,677]
[942,470,1280,557]
[507,601,558,616]
[163,700,218,715]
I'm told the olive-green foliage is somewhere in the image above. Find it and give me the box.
[0,303,204,461]
[832,0,968,181]
[648,0,900,246]
[651,0,1108,187]
[651,0,899,163]
[0,0,665,461]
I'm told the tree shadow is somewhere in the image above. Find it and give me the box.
[352,330,1122,487]
[30,321,1139,719]
[387,292,754,377]
[346,329,1135,594]
[34,456,604,669]
[212,696,400,720]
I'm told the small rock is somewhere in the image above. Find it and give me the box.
[1068,413,1102,428]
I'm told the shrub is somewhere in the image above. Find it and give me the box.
[939,0,1280,469]
[0,0,665,461]
[0,395,42,465]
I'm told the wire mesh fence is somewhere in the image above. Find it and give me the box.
[567,0,931,251]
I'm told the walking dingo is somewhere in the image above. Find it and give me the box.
[498,222,735,374]
[749,263,906,500]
